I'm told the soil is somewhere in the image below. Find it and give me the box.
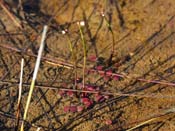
[0,0,175,131]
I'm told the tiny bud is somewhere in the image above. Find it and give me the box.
[101,11,105,17]
[77,21,85,26]
[80,21,85,26]
[129,52,134,56]
[61,30,66,34]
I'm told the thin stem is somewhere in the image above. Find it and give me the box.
[1,44,175,87]
[15,58,24,131]
[20,25,48,131]
[0,44,75,69]
[78,23,87,89]
[103,14,115,65]
[2,80,174,99]
[126,107,175,131]
[66,35,77,87]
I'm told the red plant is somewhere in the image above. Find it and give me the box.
[64,106,70,112]
[77,105,84,112]
[96,65,103,71]
[64,105,77,113]
[81,97,93,108]
[106,70,113,77]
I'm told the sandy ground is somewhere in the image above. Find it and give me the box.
[0,0,175,130]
